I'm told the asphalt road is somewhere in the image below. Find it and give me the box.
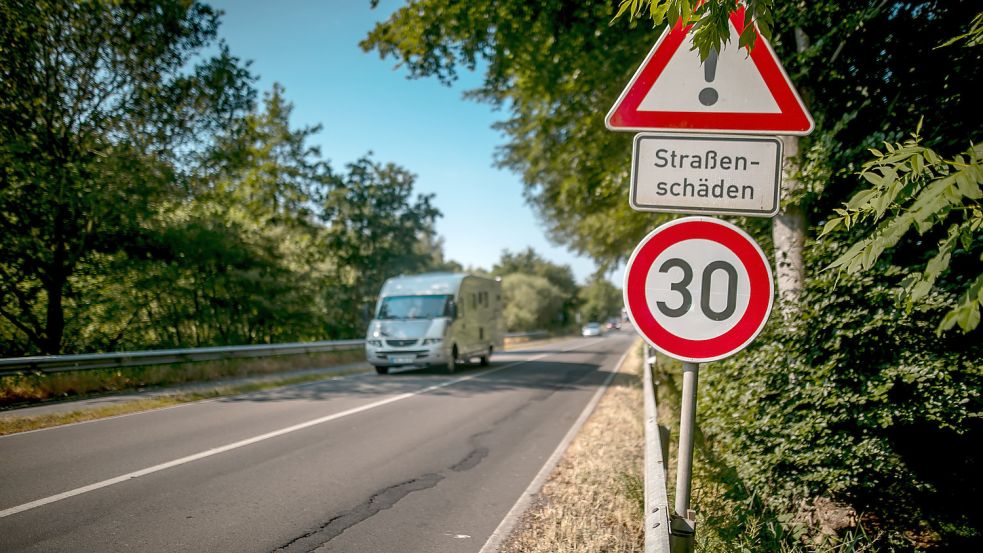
[0,331,636,553]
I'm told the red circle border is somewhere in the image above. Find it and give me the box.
[624,218,773,362]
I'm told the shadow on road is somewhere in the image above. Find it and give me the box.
[216,355,625,405]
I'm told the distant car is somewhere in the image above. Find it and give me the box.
[581,322,604,337]
[605,318,621,330]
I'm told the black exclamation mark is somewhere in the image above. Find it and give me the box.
[699,50,719,106]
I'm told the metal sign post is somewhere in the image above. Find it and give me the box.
[669,362,699,553]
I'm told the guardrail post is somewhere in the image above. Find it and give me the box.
[643,348,672,553]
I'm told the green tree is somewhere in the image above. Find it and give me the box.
[121,210,322,347]
[207,83,332,227]
[579,277,622,323]
[362,1,657,266]
[414,231,464,273]
[492,247,577,296]
[363,0,980,297]
[320,156,442,337]
[500,273,566,332]
[0,0,253,354]
[822,131,982,333]
[116,84,335,348]
[492,247,579,327]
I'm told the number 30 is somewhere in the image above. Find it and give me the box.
[656,258,738,321]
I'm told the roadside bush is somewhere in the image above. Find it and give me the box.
[700,249,982,549]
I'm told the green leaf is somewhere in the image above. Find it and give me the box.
[679,0,692,26]
[910,279,934,302]
[938,273,983,334]
[955,171,982,199]
[651,2,670,24]
[862,241,882,270]
[862,172,885,187]
[959,304,980,332]
[820,217,843,237]
[614,1,636,22]
[827,239,868,271]
[846,188,878,209]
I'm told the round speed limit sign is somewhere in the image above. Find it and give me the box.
[624,217,774,363]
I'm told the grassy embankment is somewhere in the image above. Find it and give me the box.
[1,349,367,408]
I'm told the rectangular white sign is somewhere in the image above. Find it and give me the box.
[630,133,783,217]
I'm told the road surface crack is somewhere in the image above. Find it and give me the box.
[450,447,488,472]
[271,474,444,553]
[270,373,593,551]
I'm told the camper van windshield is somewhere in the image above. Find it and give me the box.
[376,295,453,320]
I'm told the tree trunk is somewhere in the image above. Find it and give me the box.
[773,135,807,311]
[772,27,811,318]
[43,206,70,355]
[43,272,66,355]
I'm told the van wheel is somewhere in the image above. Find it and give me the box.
[446,346,458,374]
[480,346,492,367]
[375,366,389,375]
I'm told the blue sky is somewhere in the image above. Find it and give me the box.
[209,0,619,284]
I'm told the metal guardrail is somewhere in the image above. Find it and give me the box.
[503,330,549,340]
[644,347,672,553]
[0,331,550,376]
[0,340,366,376]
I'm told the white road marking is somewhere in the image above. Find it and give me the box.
[0,339,599,519]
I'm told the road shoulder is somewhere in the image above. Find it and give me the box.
[485,339,644,552]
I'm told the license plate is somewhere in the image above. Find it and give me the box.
[388,355,415,364]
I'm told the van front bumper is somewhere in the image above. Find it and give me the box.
[365,343,447,367]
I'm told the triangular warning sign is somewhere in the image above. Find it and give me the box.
[605,7,814,135]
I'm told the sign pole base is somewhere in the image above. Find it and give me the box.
[669,512,696,553]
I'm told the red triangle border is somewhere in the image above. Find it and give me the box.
[605,7,814,135]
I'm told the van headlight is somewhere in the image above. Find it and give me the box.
[422,338,442,345]
[366,339,382,347]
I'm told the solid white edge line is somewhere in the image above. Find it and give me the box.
[0,338,597,520]
[477,341,636,553]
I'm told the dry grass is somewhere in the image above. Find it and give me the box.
[0,396,189,436]
[503,334,575,349]
[500,341,645,553]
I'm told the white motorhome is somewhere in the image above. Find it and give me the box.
[365,272,504,375]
